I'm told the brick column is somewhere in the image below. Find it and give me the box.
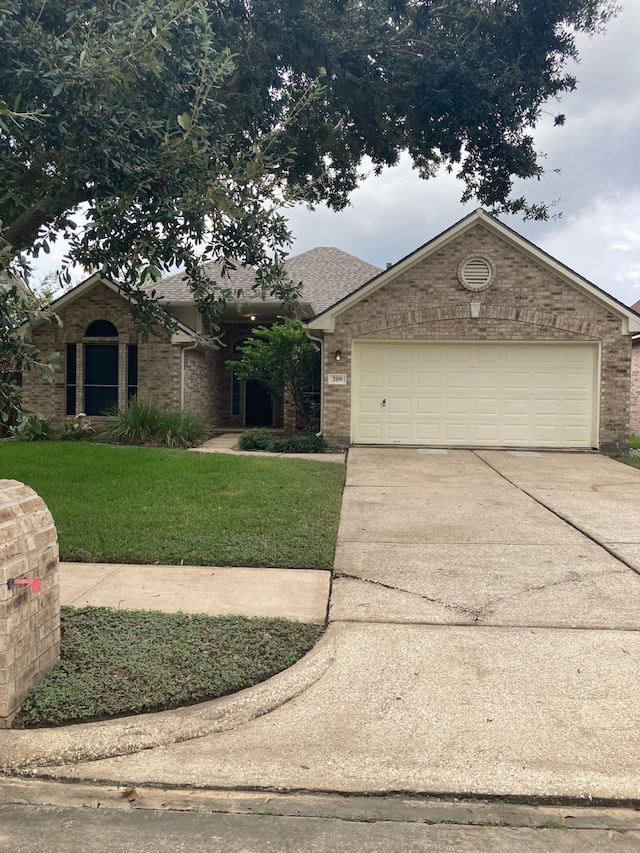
[0,480,60,728]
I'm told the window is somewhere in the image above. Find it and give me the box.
[83,320,119,416]
[65,344,77,416]
[127,344,138,401]
[86,320,119,337]
[84,345,118,415]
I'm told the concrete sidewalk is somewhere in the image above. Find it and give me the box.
[60,563,330,624]
[5,449,640,805]
[189,432,345,463]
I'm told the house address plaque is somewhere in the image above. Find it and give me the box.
[327,374,347,385]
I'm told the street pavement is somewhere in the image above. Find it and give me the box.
[3,448,640,810]
[3,780,640,852]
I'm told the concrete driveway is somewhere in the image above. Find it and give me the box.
[332,448,640,628]
[30,448,640,802]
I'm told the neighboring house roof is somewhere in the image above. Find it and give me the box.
[308,209,640,334]
[152,247,382,315]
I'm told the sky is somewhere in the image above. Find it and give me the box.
[35,3,640,308]
[286,3,640,308]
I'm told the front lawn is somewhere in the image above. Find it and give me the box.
[0,443,344,569]
[15,606,323,727]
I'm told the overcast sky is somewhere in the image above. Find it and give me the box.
[287,3,640,308]
[36,4,640,308]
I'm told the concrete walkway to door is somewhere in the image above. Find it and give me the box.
[8,449,640,803]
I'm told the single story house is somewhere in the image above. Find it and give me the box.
[22,209,640,451]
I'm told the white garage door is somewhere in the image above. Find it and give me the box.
[351,342,598,448]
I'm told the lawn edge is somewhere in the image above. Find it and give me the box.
[1,628,337,775]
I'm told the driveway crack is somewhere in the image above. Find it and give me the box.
[472,452,640,581]
[333,571,481,619]
[476,566,631,622]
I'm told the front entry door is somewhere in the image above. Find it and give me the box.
[245,379,273,426]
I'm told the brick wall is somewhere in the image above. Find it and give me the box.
[23,281,186,426]
[321,224,632,448]
[0,480,59,728]
[183,346,219,422]
[631,340,640,435]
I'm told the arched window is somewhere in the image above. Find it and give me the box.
[85,320,118,337]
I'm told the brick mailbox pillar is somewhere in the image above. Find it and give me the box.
[0,480,60,728]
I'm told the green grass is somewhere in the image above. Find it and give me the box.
[0,442,344,569]
[618,455,640,470]
[629,434,640,450]
[14,606,323,727]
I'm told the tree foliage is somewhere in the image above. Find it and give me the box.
[228,319,320,431]
[0,0,618,301]
[0,283,60,435]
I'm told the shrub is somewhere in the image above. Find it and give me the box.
[9,413,53,441]
[58,424,94,442]
[268,433,327,454]
[101,397,208,448]
[238,427,273,450]
[630,435,640,450]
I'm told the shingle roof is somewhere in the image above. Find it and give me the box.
[150,247,382,315]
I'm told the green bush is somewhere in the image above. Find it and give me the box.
[630,435,640,450]
[100,397,208,448]
[9,413,53,441]
[57,424,94,442]
[269,433,327,454]
[238,427,273,450]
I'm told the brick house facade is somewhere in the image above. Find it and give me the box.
[309,210,640,451]
[20,211,640,448]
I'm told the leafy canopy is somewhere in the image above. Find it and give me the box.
[0,0,619,304]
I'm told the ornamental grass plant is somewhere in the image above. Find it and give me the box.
[100,397,208,448]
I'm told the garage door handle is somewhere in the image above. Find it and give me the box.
[381,399,386,407]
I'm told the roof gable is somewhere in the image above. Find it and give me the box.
[18,273,197,343]
[307,209,640,334]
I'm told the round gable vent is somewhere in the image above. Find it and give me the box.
[458,256,494,292]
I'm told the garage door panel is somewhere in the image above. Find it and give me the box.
[533,398,559,415]
[388,423,411,440]
[476,372,500,389]
[359,397,384,414]
[417,372,440,389]
[506,373,529,390]
[360,371,384,389]
[388,398,411,414]
[357,423,383,440]
[446,398,470,415]
[388,372,411,389]
[446,372,470,388]
[417,397,441,414]
[416,423,441,440]
[475,423,501,441]
[564,400,590,416]
[475,398,500,415]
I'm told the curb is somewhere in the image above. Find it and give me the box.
[1,628,336,775]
